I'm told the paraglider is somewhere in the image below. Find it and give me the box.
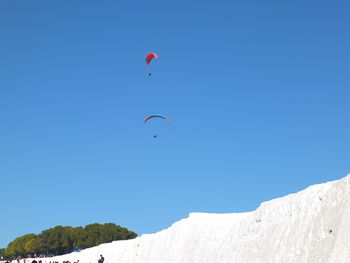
[145,52,159,76]
[144,115,170,138]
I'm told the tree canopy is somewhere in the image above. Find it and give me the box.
[2,223,137,258]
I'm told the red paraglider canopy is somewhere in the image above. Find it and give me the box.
[145,52,159,66]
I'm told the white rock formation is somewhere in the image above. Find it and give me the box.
[28,174,350,263]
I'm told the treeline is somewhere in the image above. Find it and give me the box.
[1,223,137,259]
[0,248,5,259]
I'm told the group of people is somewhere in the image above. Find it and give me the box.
[6,254,104,263]
[41,254,103,263]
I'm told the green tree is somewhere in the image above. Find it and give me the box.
[24,237,38,255]
[82,223,102,248]
[5,234,37,257]
[67,226,83,251]
[35,226,74,255]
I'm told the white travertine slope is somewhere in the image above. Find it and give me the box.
[35,174,350,263]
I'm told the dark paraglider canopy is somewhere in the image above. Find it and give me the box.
[144,115,170,124]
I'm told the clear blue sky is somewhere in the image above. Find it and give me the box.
[1,0,349,248]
